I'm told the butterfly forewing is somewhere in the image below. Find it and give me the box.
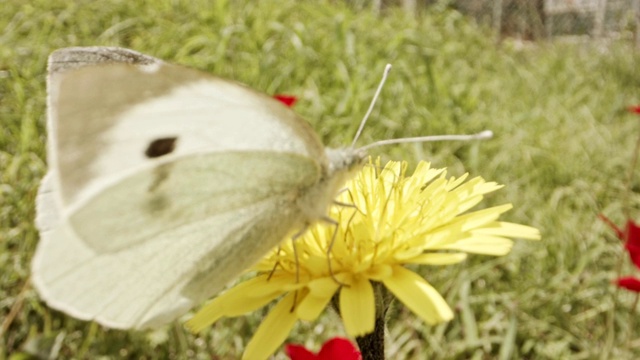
[48,62,326,211]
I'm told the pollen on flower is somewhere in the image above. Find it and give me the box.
[186,158,540,360]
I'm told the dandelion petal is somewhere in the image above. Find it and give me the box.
[340,277,375,337]
[383,266,453,324]
[296,278,339,321]
[454,204,513,232]
[243,292,299,360]
[474,222,541,240]
[408,252,468,265]
[444,235,514,255]
[186,276,286,332]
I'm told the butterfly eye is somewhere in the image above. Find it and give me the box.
[145,137,178,158]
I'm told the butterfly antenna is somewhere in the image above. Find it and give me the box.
[358,130,493,151]
[351,64,392,148]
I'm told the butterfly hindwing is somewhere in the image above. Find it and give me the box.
[33,152,318,328]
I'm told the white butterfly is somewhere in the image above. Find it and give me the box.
[32,47,491,329]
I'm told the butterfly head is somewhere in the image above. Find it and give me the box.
[322,147,367,199]
[326,147,367,177]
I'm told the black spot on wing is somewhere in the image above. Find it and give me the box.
[145,137,177,158]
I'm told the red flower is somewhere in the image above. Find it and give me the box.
[628,105,640,115]
[625,220,640,268]
[274,94,298,107]
[599,215,640,268]
[286,338,361,360]
[615,277,640,292]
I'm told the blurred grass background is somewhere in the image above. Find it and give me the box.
[1,0,640,358]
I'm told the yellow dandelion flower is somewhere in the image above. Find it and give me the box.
[186,159,540,360]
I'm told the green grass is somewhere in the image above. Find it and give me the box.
[2,0,640,358]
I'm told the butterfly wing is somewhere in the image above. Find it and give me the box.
[32,47,328,328]
[33,152,316,329]
[46,49,326,210]
[46,46,161,73]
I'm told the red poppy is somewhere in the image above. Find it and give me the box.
[615,276,640,292]
[599,216,640,268]
[628,105,640,115]
[274,94,298,107]
[624,220,640,268]
[286,337,361,360]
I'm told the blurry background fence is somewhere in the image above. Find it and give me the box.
[362,0,640,44]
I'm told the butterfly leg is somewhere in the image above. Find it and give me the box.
[333,186,359,211]
[288,227,308,312]
[323,211,362,288]
[325,189,359,286]
[323,216,346,287]
[267,246,285,281]
[333,200,356,208]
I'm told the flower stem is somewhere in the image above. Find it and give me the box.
[331,282,394,359]
[356,315,386,360]
[355,283,394,360]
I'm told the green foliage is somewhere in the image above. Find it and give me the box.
[1,0,640,358]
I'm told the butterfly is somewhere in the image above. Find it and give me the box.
[32,47,491,329]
